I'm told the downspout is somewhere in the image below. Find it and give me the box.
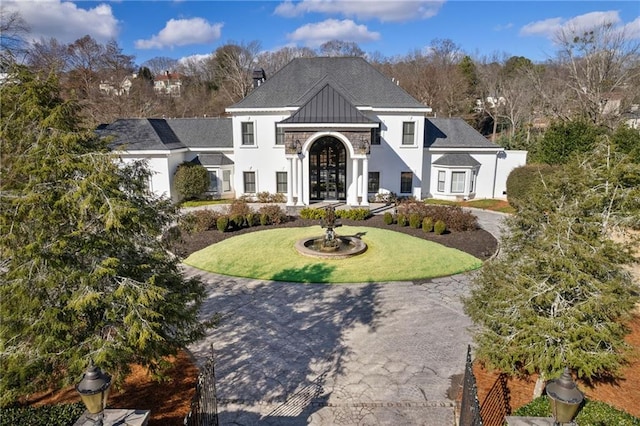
[492,150,499,198]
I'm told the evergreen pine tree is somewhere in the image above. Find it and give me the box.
[0,66,205,405]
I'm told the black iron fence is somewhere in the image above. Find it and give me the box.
[184,346,219,426]
[459,345,483,426]
[479,372,510,426]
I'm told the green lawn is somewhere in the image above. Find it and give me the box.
[184,226,483,283]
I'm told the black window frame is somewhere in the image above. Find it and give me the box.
[241,121,254,145]
[368,171,380,193]
[275,125,285,145]
[243,171,256,193]
[400,172,413,194]
[276,171,287,193]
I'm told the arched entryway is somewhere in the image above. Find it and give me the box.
[309,136,347,201]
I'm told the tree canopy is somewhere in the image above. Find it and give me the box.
[0,66,205,406]
[464,139,640,387]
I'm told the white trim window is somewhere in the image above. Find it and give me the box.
[208,170,218,192]
[402,122,415,145]
[223,170,232,192]
[470,170,477,193]
[241,122,255,145]
[451,171,466,193]
[437,170,446,192]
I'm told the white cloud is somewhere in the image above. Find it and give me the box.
[520,11,622,38]
[2,0,119,44]
[623,16,640,39]
[287,19,380,47]
[135,18,223,50]
[275,0,444,23]
[178,53,213,66]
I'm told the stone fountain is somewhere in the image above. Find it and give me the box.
[294,205,367,259]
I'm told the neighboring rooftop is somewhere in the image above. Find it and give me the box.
[231,57,428,110]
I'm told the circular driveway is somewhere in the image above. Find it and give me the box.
[185,210,507,425]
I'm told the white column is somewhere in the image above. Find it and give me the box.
[296,156,305,206]
[286,157,294,206]
[360,157,369,206]
[348,158,359,206]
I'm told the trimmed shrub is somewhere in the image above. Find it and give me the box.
[422,217,433,232]
[256,191,271,203]
[225,199,253,218]
[434,220,446,235]
[190,209,219,232]
[0,403,85,426]
[216,216,229,232]
[256,191,286,203]
[409,213,422,229]
[396,200,477,231]
[397,213,407,226]
[245,213,257,227]
[300,208,326,220]
[336,208,371,221]
[513,396,640,425]
[506,164,559,210]
[230,214,245,229]
[257,204,287,224]
[259,213,269,226]
[383,212,394,225]
[174,162,209,201]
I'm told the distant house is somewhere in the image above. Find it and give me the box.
[99,74,136,96]
[99,57,527,204]
[154,71,182,97]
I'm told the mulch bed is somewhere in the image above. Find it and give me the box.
[171,213,499,261]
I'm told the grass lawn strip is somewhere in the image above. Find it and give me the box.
[184,226,482,283]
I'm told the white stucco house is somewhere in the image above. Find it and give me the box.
[99,57,526,206]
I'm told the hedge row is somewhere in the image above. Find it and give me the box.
[513,396,640,425]
[394,200,477,231]
[179,200,288,233]
[0,403,85,426]
[299,207,372,221]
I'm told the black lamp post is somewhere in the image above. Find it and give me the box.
[545,367,584,425]
[76,361,112,426]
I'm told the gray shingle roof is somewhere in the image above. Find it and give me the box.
[231,57,427,109]
[192,153,234,166]
[166,118,232,148]
[433,153,481,167]
[99,119,186,151]
[425,118,498,149]
[97,117,232,151]
[281,83,376,124]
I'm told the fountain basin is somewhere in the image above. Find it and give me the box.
[294,236,367,259]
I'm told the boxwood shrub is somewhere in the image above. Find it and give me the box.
[434,220,446,235]
[513,396,640,426]
[383,212,394,225]
[422,217,433,232]
[216,216,229,232]
[336,208,371,221]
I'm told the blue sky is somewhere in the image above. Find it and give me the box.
[4,1,640,66]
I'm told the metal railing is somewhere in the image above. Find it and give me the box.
[459,345,483,426]
[184,346,218,426]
